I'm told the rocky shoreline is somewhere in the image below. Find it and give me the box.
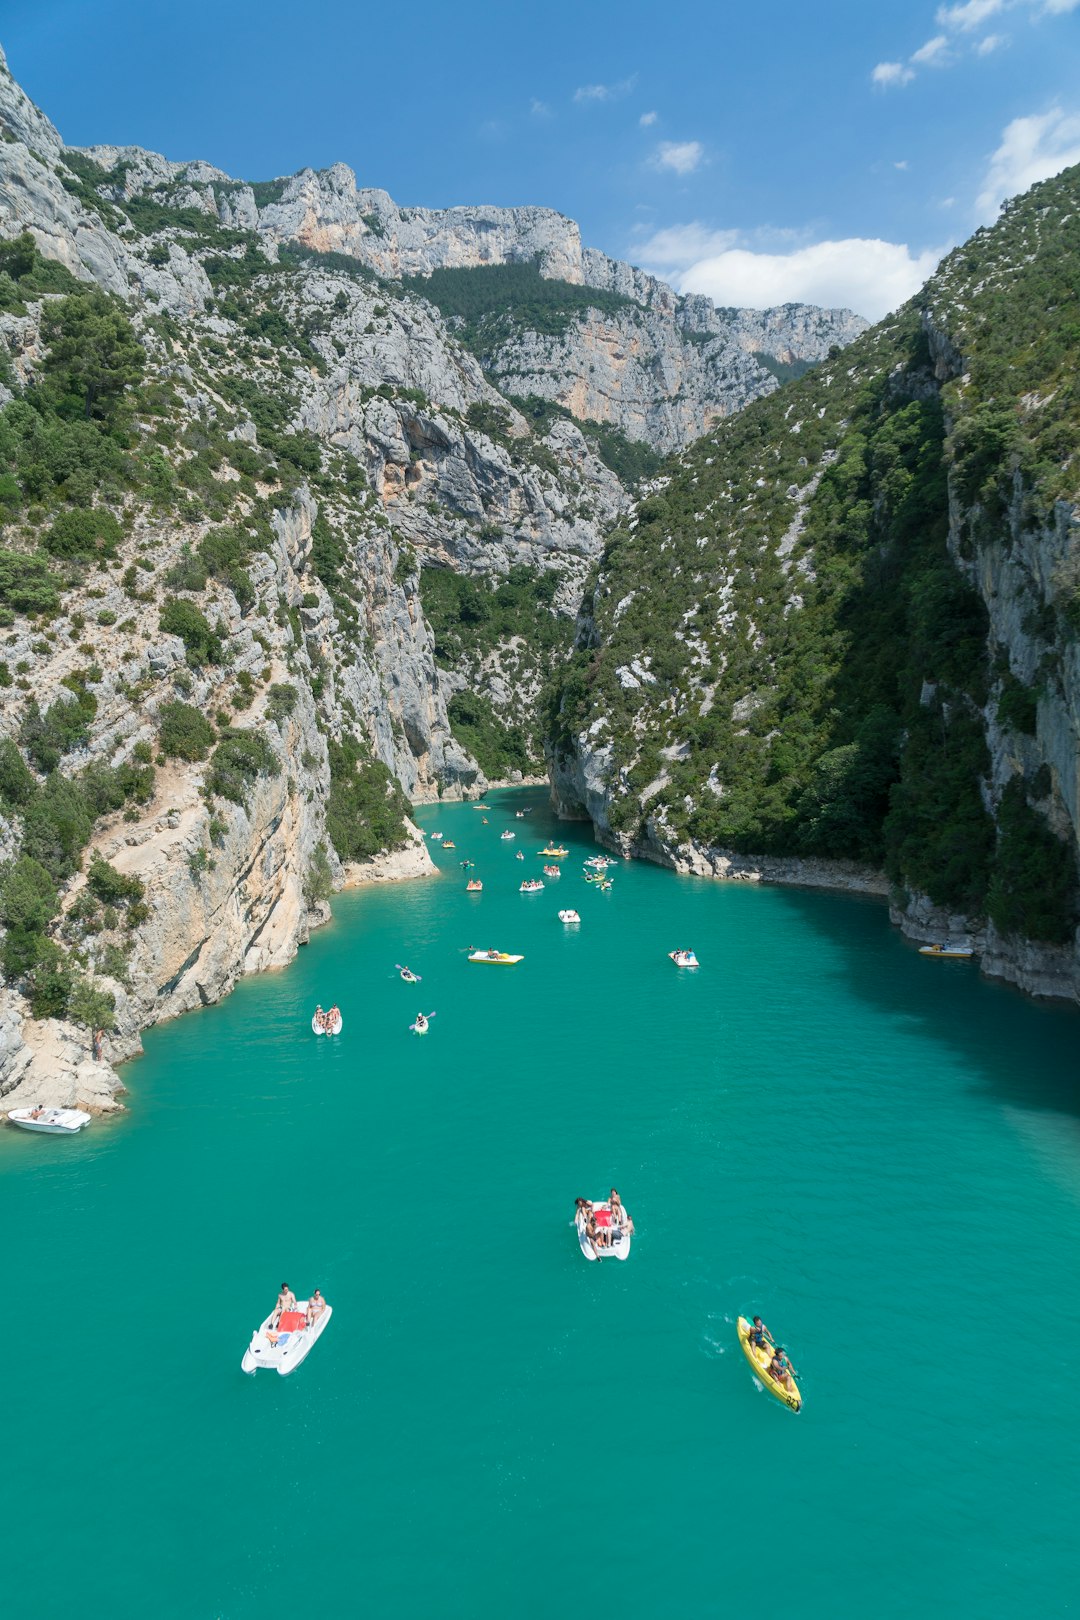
[0,818,439,1120]
[575,813,1080,1006]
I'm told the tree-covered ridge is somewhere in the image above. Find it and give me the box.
[403,259,642,353]
[550,164,1080,943]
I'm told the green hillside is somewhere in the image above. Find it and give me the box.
[548,165,1080,941]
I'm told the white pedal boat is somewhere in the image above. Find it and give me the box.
[241,1300,333,1375]
[312,1010,343,1035]
[558,909,581,924]
[669,950,699,968]
[576,1200,632,1262]
[8,1106,92,1135]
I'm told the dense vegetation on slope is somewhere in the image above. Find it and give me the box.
[420,565,568,776]
[403,259,639,347]
[549,165,1080,941]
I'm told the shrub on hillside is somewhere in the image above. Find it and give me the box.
[157,701,215,762]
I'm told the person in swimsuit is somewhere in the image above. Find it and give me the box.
[306,1289,326,1327]
[585,1209,609,1254]
[273,1283,295,1327]
[768,1350,795,1392]
[748,1315,773,1353]
[314,1005,325,1030]
[609,1189,634,1235]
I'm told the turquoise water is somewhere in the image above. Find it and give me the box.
[4,787,1080,1618]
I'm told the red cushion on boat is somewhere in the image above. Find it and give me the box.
[278,1310,306,1331]
[595,1209,612,1226]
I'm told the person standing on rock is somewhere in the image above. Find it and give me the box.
[92,1028,105,1063]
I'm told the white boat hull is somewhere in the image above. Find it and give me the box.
[241,1301,333,1375]
[576,1201,632,1262]
[312,1013,343,1035]
[8,1107,92,1135]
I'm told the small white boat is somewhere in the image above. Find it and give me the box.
[410,1016,430,1036]
[241,1299,333,1376]
[312,1009,343,1035]
[468,950,523,964]
[918,943,974,960]
[399,968,421,983]
[543,865,561,877]
[8,1106,92,1135]
[558,909,581,924]
[501,831,515,841]
[576,1200,632,1262]
[669,950,699,968]
[520,879,544,893]
[515,851,525,860]
[429,831,443,840]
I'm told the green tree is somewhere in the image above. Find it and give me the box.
[41,288,145,422]
[157,700,215,761]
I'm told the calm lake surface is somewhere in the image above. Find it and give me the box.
[4,787,1079,1618]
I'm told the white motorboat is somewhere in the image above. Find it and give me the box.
[558,909,581,924]
[241,1299,333,1375]
[312,1009,343,1035]
[575,1200,632,1262]
[8,1106,92,1135]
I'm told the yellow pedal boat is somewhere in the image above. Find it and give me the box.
[539,846,569,858]
[467,950,523,964]
[736,1317,801,1412]
[918,943,974,959]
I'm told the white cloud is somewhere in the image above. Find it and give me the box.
[976,105,1080,216]
[632,223,740,266]
[635,225,942,322]
[652,140,704,175]
[639,110,658,127]
[975,30,1008,49]
[911,33,952,63]
[936,0,1004,27]
[894,158,910,169]
[573,75,637,104]
[872,60,915,86]
[530,98,552,118]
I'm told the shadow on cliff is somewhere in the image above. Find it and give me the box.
[768,886,1080,1120]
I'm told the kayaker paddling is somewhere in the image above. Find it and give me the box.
[747,1314,773,1352]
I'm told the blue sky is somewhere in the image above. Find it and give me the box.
[3,0,1080,318]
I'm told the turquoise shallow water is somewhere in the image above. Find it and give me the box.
[4,787,1080,1618]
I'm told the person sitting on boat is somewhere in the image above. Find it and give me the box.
[306,1289,326,1327]
[747,1315,773,1352]
[768,1349,795,1392]
[585,1208,609,1254]
[273,1283,295,1327]
[29,1104,45,1120]
[609,1189,634,1234]
[314,1005,325,1030]
[415,1013,428,1032]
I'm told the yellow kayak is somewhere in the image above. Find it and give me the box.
[737,1317,801,1412]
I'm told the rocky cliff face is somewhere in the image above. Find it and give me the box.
[60,145,865,456]
[0,43,874,1112]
